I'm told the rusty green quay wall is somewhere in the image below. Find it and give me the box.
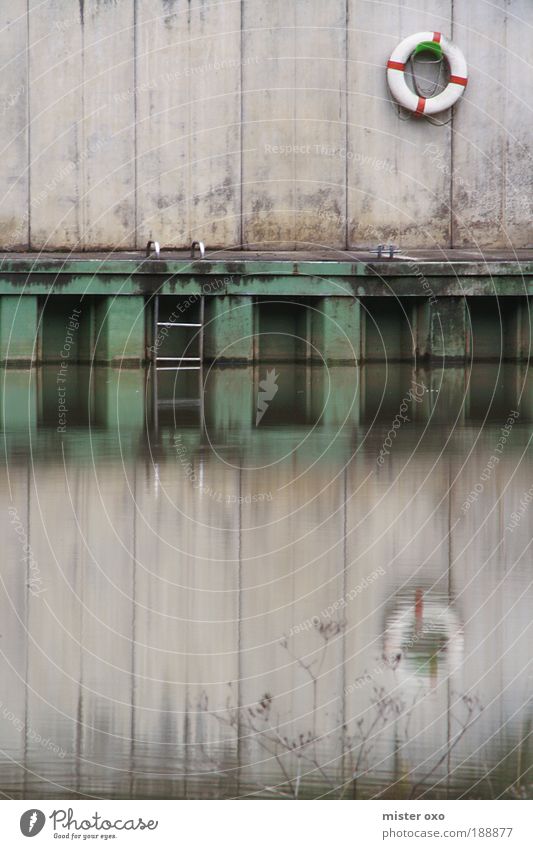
[0,257,531,364]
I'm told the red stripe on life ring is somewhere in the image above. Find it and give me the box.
[415,96,426,114]
[387,60,406,71]
[449,75,468,87]
[433,31,442,43]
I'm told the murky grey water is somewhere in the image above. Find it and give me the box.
[1,363,532,799]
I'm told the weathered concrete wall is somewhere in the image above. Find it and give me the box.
[0,1,531,250]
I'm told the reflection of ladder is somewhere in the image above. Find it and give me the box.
[152,294,205,431]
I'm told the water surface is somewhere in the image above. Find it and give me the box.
[1,363,531,799]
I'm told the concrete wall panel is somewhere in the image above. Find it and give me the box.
[0,2,29,249]
[242,0,347,249]
[28,0,83,249]
[347,0,453,248]
[453,0,533,247]
[82,0,136,248]
[136,0,241,249]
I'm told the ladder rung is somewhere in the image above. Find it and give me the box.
[157,322,202,327]
[156,366,201,371]
[156,357,200,361]
[158,399,201,408]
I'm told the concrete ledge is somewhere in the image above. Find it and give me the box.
[0,255,531,363]
[0,251,531,299]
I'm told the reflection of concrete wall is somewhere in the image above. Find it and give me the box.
[0,430,531,797]
[0,2,531,250]
[0,464,31,794]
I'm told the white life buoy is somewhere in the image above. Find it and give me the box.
[387,31,468,115]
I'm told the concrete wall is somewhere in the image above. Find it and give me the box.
[0,1,531,251]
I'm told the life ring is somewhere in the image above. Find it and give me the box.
[387,31,468,115]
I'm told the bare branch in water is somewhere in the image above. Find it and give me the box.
[197,636,486,800]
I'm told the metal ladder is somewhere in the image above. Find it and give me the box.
[151,293,205,431]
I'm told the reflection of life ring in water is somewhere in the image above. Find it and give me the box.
[384,591,463,683]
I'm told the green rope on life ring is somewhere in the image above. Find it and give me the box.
[413,41,443,60]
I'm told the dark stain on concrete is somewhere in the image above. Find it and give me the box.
[94,0,120,12]
[161,0,181,29]
[190,262,212,274]
[156,193,185,211]
[224,262,245,276]
[251,195,274,216]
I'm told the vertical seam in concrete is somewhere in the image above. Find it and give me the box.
[345,0,349,249]
[76,633,83,793]
[450,0,455,247]
[502,4,508,233]
[80,2,86,249]
[341,465,347,780]
[22,466,30,798]
[187,7,191,244]
[26,0,31,248]
[236,467,242,793]
[446,461,453,787]
[133,0,138,249]
[129,464,137,796]
[75,465,84,795]
[292,11,296,249]
[239,0,244,248]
